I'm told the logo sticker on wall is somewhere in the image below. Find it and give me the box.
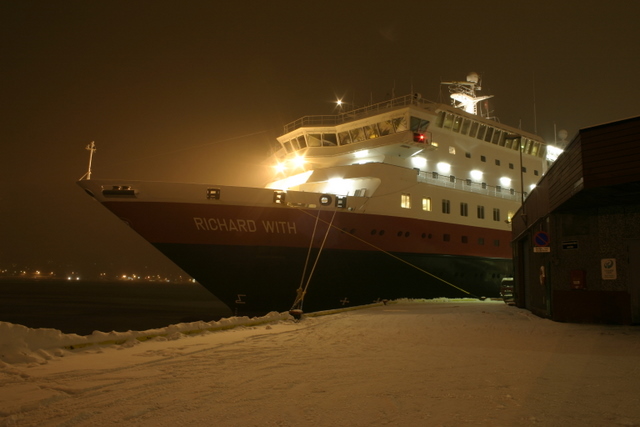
[601,258,617,280]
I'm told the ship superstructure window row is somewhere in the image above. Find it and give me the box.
[464,153,539,177]
[400,195,507,226]
[281,114,431,154]
[435,110,545,158]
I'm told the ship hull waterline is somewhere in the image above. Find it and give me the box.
[152,242,512,316]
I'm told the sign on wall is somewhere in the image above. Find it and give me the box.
[601,258,617,280]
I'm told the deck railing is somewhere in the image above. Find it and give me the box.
[417,170,524,202]
[283,94,437,134]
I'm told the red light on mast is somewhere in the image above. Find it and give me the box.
[413,133,425,142]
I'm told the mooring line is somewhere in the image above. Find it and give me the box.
[291,209,338,311]
[294,207,478,298]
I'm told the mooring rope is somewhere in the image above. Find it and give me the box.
[294,207,478,298]
[290,209,338,311]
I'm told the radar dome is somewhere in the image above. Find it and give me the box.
[558,129,568,141]
[466,72,479,84]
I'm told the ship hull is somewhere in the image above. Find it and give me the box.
[78,178,514,315]
[153,242,511,316]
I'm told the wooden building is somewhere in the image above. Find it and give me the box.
[511,116,640,324]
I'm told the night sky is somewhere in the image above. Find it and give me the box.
[2,0,639,278]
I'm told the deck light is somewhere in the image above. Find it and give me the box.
[437,162,451,174]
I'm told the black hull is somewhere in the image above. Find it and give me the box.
[153,243,512,316]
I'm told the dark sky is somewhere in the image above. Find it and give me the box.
[2,0,639,277]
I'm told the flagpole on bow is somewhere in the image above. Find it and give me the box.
[80,141,96,180]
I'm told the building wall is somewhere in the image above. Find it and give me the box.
[512,117,640,324]
[516,204,640,324]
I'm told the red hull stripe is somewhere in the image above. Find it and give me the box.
[104,201,512,258]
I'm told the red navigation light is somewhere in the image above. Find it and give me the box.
[413,133,426,142]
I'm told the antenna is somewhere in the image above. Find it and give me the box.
[80,141,96,180]
[532,71,538,134]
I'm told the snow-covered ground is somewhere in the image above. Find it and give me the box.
[1,299,639,426]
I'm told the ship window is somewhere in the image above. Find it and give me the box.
[378,120,394,136]
[449,146,456,155]
[460,202,468,217]
[522,166,527,173]
[392,116,407,132]
[484,127,494,142]
[206,188,221,200]
[493,208,500,221]
[283,140,293,154]
[442,199,451,214]
[531,141,540,156]
[481,155,486,162]
[435,111,446,127]
[297,135,307,149]
[539,145,546,159]
[443,234,451,242]
[534,170,539,176]
[422,197,432,211]
[477,205,485,219]
[460,119,470,135]
[364,124,380,139]
[401,193,411,209]
[323,133,338,146]
[452,116,463,133]
[509,163,514,169]
[338,131,352,145]
[528,138,535,154]
[497,131,506,146]
[494,239,500,247]
[476,124,487,140]
[504,135,519,150]
[432,171,439,179]
[410,116,429,133]
[478,237,485,245]
[307,133,322,147]
[495,159,501,166]
[462,236,468,243]
[273,191,286,204]
[465,152,471,158]
[469,121,479,138]
[291,138,300,150]
[443,113,454,129]
[492,130,502,145]
[349,127,366,143]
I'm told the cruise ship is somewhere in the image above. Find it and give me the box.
[78,73,551,316]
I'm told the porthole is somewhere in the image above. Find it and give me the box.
[319,194,332,205]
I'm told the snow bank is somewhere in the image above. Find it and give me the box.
[0,298,482,366]
[0,310,290,365]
